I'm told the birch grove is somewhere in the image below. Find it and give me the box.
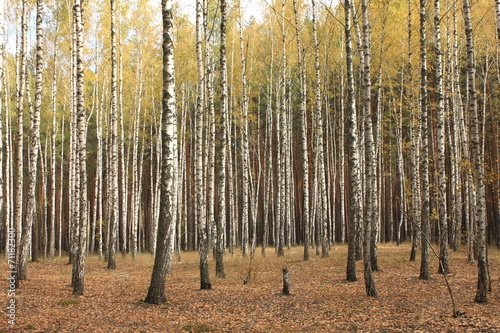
[1,0,499,306]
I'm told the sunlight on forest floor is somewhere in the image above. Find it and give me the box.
[1,244,500,332]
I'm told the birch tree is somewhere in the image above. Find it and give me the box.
[108,0,119,269]
[216,0,228,278]
[239,2,250,257]
[418,0,431,280]
[145,0,177,305]
[345,0,362,282]
[72,0,88,296]
[0,0,4,238]
[196,0,211,288]
[49,30,58,259]
[361,0,377,296]
[18,0,44,282]
[463,0,487,303]
[408,0,421,262]
[434,0,449,275]
[15,0,28,279]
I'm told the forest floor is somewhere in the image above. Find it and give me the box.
[1,244,500,332]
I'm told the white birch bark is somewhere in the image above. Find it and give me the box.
[59,117,64,257]
[297,0,311,260]
[119,22,128,257]
[360,0,377,296]
[145,0,177,304]
[345,0,362,282]
[15,0,28,276]
[195,0,211,287]
[0,0,4,250]
[19,0,44,280]
[434,0,449,274]
[49,34,58,258]
[131,55,143,259]
[419,0,431,280]
[463,0,487,303]
[72,0,88,296]
[262,34,274,256]
[238,3,250,257]
[107,0,119,269]
[216,0,228,278]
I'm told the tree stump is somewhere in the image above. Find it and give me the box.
[282,268,290,295]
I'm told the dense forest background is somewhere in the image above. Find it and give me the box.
[1,0,500,302]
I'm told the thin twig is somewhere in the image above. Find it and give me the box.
[402,210,464,317]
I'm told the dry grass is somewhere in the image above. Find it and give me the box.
[1,244,499,332]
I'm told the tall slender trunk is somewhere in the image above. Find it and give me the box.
[0,0,4,252]
[360,0,377,297]
[409,0,421,261]
[462,0,487,303]
[216,0,228,279]
[49,35,58,258]
[19,0,44,281]
[262,35,274,256]
[345,0,361,282]
[14,0,28,282]
[119,22,128,257]
[131,54,144,259]
[72,0,88,296]
[59,117,64,257]
[145,0,177,305]
[107,0,119,269]
[419,0,431,280]
[435,0,449,275]
[276,0,287,257]
[196,0,210,288]
[293,0,310,261]
[238,3,250,257]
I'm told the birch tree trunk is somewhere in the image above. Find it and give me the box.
[293,0,306,261]
[463,0,487,303]
[72,0,88,296]
[15,0,28,280]
[0,0,4,246]
[59,117,64,257]
[361,0,377,297]
[276,0,287,257]
[345,0,361,282]
[408,0,421,262]
[418,0,431,280]
[262,35,274,256]
[238,3,250,257]
[311,43,328,258]
[216,0,228,279]
[196,0,211,288]
[107,0,119,269]
[145,0,177,305]
[119,26,128,257]
[49,35,58,259]
[19,0,44,281]
[434,0,449,275]
[131,55,143,259]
